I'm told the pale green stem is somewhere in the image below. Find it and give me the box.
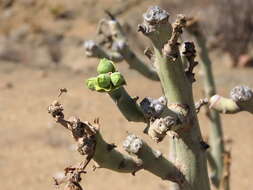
[93,133,188,185]
[193,31,224,187]
[139,7,210,190]
[116,43,159,80]
[210,95,253,114]
[108,87,146,122]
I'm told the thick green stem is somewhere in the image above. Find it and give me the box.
[187,22,224,187]
[93,133,139,173]
[139,7,210,190]
[94,133,187,185]
[108,87,146,122]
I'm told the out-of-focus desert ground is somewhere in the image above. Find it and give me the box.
[0,0,253,190]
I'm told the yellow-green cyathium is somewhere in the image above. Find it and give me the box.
[97,58,116,74]
[97,74,111,88]
[110,72,126,86]
[86,58,126,92]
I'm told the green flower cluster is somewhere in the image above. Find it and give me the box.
[86,58,126,92]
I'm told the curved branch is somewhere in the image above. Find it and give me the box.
[84,40,123,62]
[95,133,186,186]
[85,14,159,81]
[115,41,159,81]
[47,100,188,187]
[104,15,159,81]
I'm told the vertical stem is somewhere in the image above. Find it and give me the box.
[190,27,224,187]
[139,7,210,190]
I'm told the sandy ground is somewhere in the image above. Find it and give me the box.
[0,60,253,190]
[0,1,253,190]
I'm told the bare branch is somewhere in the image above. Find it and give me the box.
[47,100,188,187]
[84,40,123,62]
[85,13,160,81]
[195,98,209,113]
[163,14,186,60]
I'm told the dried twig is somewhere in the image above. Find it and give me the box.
[195,98,209,113]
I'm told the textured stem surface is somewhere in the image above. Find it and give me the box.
[108,87,146,122]
[48,101,187,186]
[186,20,224,187]
[95,133,186,185]
[139,7,210,190]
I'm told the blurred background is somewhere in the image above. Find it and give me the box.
[0,0,253,190]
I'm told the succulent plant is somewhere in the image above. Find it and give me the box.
[110,72,126,87]
[97,58,116,74]
[86,77,98,91]
[97,73,111,88]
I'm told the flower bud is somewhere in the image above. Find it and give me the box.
[110,72,126,87]
[97,58,116,74]
[97,73,111,88]
[86,77,98,91]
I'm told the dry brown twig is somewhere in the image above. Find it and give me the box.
[58,88,68,97]
[195,98,209,114]
[48,100,99,190]
[47,98,190,189]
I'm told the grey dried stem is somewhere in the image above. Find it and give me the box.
[84,10,159,81]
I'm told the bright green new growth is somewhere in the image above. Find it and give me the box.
[97,58,116,74]
[97,74,111,88]
[86,77,98,91]
[110,72,126,86]
[86,59,126,92]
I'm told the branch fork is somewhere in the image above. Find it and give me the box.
[48,100,189,189]
[163,14,186,60]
